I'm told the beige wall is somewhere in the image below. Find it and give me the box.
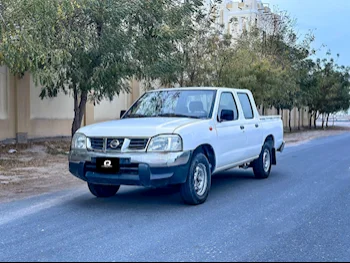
[29,119,73,139]
[0,67,16,141]
[28,75,74,138]
[30,76,74,120]
[94,92,129,122]
[0,70,141,141]
[261,107,311,129]
[0,66,8,120]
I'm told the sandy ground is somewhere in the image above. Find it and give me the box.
[284,124,350,146]
[0,124,349,204]
[0,141,84,204]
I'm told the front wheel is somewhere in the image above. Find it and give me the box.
[252,142,272,179]
[88,183,120,198]
[180,152,211,205]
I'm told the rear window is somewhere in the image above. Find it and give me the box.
[237,93,254,119]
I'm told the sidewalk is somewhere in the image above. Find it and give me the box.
[284,125,350,146]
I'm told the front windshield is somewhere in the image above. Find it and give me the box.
[124,89,217,119]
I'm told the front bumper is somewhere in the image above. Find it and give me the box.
[68,150,192,188]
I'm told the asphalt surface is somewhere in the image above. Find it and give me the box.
[1,133,350,262]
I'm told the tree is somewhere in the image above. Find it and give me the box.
[315,55,350,128]
[0,0,202,136]
[295,58,318,129]
[1,0,137,135]
[129,0,206,89]
[144,0,236,89]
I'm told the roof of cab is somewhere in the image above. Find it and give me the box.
[147,87,251,93]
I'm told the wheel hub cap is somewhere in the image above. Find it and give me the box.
[263,149,271,173]
[194,163,207,196]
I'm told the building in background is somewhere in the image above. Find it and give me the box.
[215,0,280,38]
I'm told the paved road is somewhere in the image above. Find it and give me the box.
[1,133,350,262]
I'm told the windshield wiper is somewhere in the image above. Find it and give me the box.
[124,114,148,118]
[156,113,201,119]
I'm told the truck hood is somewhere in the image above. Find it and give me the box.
[77,118,201,137]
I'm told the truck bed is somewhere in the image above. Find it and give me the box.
[259,115,282,121]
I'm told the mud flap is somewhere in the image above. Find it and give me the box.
[272,148,277,165]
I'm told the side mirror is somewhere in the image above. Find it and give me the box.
[219,109,234,122]
[120,110,126,118]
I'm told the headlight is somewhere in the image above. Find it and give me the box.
[71,133,87,150]
[147,135,182,152]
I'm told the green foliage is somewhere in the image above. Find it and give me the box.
[312,56,350,115]
[0,0,349,134]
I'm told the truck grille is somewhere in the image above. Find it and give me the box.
[129,139,149,150]
[88,137,149,152]
[90,138,104,151]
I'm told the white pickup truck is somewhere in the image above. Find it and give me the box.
[69,87,285,205]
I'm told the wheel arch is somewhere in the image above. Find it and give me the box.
[264,134,275,148]
[193,144,216,173]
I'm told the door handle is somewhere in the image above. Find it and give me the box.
[255,124,259,128]
[240,126,245,130]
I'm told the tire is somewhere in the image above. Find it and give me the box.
[88,183,120,198]
[252,141,273,179]
[180,152,211,205]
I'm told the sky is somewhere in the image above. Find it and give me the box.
[267,0,350,67]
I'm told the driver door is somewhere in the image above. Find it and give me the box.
[215,91,247,168]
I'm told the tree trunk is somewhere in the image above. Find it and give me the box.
[71,89,88,137]
[281,109,284,129]
[180,70,184,87]
[326,113,330,128]
[298,108,301,130]
[321,114,325,129]
[313,112,318,129]
[277,108,280,115]
[309,111,313,129]
[288,109,292,132]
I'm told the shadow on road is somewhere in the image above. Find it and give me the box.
[68,168,278,210]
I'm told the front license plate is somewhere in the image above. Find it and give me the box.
[96,158,120,174]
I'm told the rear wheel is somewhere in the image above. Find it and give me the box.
[180,152,211,205]
[88,183,120,198]
[252,141,273,179]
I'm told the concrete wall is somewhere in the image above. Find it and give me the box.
[93,78,144,123]
[259,107,311,129]
[30,76,74,120]
[29,75,74,139]
[0,67,16,141]
[94,92,130,122]
[0,66,8,120]
[0,72,147,142]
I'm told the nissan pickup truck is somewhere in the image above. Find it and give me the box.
[69,87,285,205]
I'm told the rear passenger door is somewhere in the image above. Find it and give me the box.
[215,91,247,168]
[237,92,263,158]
